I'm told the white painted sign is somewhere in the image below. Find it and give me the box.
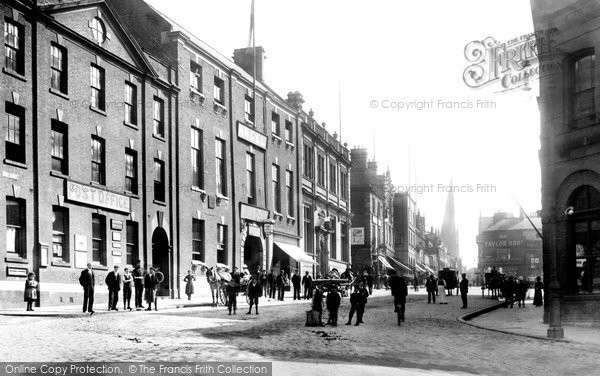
[351,227,365,245]
[66,180,131,213]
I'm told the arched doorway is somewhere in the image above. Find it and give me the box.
[152,227,170,297]
[244,236,263,275]
[568,185,600,294]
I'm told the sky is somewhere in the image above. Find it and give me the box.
[145,0,540,269]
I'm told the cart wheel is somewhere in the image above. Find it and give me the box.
[219,288,227,305]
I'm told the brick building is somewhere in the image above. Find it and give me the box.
[350,148,397,278]
[0,0,316,308]
[532,0,600,330]
[0,0,178,306]
[301,110,351,277]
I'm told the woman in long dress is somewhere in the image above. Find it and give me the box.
[533,276,544,307]
[183,270,196,300]
[24,272,38,311]
[437,277,447,304]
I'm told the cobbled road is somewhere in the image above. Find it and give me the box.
[1,292,598,376]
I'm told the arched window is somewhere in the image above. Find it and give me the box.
[90,18,106,44]
[568,185,600,293]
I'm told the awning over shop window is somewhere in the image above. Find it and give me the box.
[274,242,319,265]
[378,255,393,270]
[387,256,411,272]
[423,264,435,275]
[414,264,426,273]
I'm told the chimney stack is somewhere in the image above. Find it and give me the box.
[286,91,304,111]
[233,46,266,82]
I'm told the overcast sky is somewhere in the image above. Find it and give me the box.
[145,0,540,269]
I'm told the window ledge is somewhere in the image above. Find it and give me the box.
[285,141,295,149]
[90,181,105,187]
[124,192,139,199]
[50,171,69,179]
[153,199,167,206]
[91,265,109,271]
[273,211,284,219]
[4,159,27,169]
[49,88,69,100]
[152,134,166,142]
[216,194,229,205]
[213,101,227,111]
[51,261,71,268]
[89,106,107,116]
[5,256,28,264]
[271,133,282,141]
[2,68,26,82]
[123,121,139,130]
[287,216,296,223]
[190,87,204,97]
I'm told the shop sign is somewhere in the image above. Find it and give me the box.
[238,122,267,149]
[240,203,269,222]
[66,181,131,213]
[351,227,365,245]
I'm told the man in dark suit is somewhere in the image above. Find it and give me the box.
[291,271,301,300]
[389,269,408,325]
[460,273,469,308]
[132,260,145,309]
[302,271,313,300]
[105,265,122,311]
[79,263,95,315]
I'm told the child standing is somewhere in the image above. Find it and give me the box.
[24,272,38,311]
[183,270,196,300]
[122,267,133,310]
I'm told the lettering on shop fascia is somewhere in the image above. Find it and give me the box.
[65,180,131,214]
[237,121,267,150]
[240,203,269,222]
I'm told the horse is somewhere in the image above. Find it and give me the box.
[206,268,221,307]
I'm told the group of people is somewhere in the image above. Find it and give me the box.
[501,275,544,308]
[309,281,370,327]
[423,273,470,308]
[78,261,160,315]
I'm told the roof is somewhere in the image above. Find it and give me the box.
[484,217,542,233]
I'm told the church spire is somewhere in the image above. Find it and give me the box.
[441,178,459,259]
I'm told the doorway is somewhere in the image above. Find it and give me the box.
[151,226,170,297]
[244,235,263,275]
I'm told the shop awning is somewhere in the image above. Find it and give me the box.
[415,263,426,273]
[378,255,393,269]
[423,264,436,275]
[274,242,319,265]
[387,256,411,272]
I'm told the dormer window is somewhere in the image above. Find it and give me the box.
[90,18,106,44]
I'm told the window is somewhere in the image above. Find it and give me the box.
[92,214,106,265]
[90,65,105,110]
[303,144,314,179]
[190,61,202,91]
[125,221,138,266]
[153,97,164,137]
[286,170,294,217]
[341,222,349,262]
[51,120,67,175]
[215,138,226,196]
[213,76,224,104]
[124,82,137,124]
[569,185,600,293]
[329,162,337,195]
[50,44,68,94]
[572,53,595,121]
[4,20,23,74]
[317,154,325,187]
[90,17,106,44]
[304,206,313,254]
[154,159,165,202]
[5,102,25,163]
[6,197,25,257]
[191,127,203,189]
[285,120,293,143]
[272,164,281,213]
[125,148,137,194]
[52,207,68,262]
[330,216,337,259]
[340,170,348,200]
[217,224,227,264]
[271,112,280,135]
[91,136,105,184]
[246,152,256,204]
[192,219,204,262]
[244,95,254,124]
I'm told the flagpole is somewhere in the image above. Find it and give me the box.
[251,0,256,118]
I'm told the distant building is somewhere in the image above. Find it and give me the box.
[476,212,543,281]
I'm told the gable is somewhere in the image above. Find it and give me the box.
[45,4,146,70]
